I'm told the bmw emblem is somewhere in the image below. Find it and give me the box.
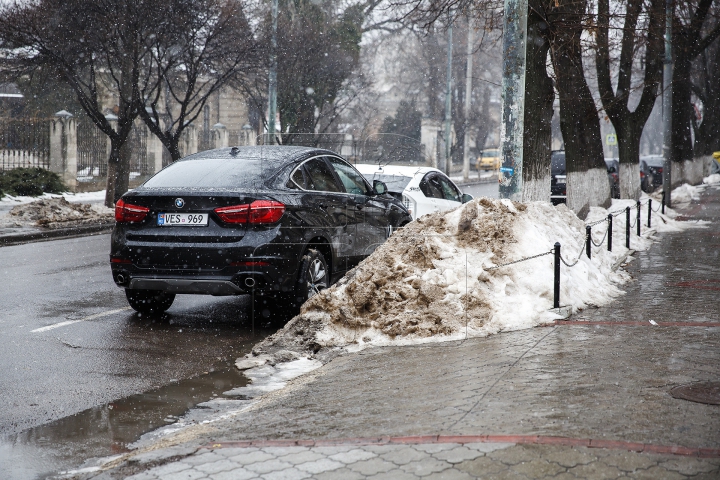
[175,198,185,208]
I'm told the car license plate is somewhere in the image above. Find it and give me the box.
[158,213,208,226]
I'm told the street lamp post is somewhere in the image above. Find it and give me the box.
[499,0,528,200]
[662,0,673,207]
[443,13,453,176]
[267,0,279,145]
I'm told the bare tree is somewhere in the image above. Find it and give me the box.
[671,0,720,164]
[691,24,720,156]
[596,0,664,199]
[138,0,259,161]
[0,0,169,206]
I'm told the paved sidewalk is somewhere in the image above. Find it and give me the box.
[75,187,720,480]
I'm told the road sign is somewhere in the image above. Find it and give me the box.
[606,133,617,146]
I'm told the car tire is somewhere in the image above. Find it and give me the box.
[125,289,175,314]
[249,248,329,325]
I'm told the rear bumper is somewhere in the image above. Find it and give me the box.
[128,278,242,295]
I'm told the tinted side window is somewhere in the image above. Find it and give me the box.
[437,176,461,202]
[288,165,310,189]
[328,157,370,195]
[420,173,444,199]
[303,158,342,192]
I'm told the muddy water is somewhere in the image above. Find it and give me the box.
[0,362,252,479]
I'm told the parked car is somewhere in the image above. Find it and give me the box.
[640,155,664,192]
[476,148,501,171]
[353,164,473,220]
[550,150,566,205]
[110,146,412,320]
[605,158,620,199]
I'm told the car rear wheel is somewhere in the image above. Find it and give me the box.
[249,248,329,325]
[126,289,175,314]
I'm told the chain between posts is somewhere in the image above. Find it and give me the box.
[486,250,554,270]
[590,227,609,247]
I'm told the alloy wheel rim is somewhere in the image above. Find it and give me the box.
[307,258,327,298]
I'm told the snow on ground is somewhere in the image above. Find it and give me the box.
[703,173,720,185]
[251,189,701,367]
[0,189,107,206]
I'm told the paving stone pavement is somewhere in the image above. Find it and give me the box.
[77,188,720,479]
[122,442,720,480]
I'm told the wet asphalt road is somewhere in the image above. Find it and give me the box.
[0,233,272,438]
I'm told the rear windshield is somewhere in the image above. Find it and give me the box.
[367,174,412,193]
[481,150,499,157]
[143,158,274,189]
[551,152,566,176]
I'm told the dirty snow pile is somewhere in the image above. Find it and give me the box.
[4,197,113,228]
[250,195,698,363]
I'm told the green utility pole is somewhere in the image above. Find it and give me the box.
[267,0,279,144]
[462,17,474,181]
[662,0,673,206]
[498,0,528,200]
[443,14,453,176]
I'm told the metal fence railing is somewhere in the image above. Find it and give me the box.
[0,118,50,170]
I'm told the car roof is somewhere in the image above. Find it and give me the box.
[181,145,340,168]
[353,163,442,177]
[640,155,664,166]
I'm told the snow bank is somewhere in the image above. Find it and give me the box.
[0,189,107,206]
[670,183,702,205]
[3,197,113,228]
[251,194,699,363]
[703,173,720,185]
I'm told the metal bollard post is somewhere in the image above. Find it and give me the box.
[636,200,641,236]
[626,207,630,249]
[648,199,652,228]
[586,225,591,259]
[607,214,612,251]
[554,242,560,309]
[662,191,666,214]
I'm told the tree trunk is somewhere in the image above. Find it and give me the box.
[671,48,694,163]
[522,5,554,202]
[550,19,609,216]
[693,45,720,156]
[615,120,642,199]
[105,140,121,207]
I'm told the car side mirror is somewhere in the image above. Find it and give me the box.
[461,193,473,204]
[372,180,387,195]
[608,166,616,173]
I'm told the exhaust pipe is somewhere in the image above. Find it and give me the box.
[244,277,256,288]
[116,273,127,285]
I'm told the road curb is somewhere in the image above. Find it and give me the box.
[0,222,114,247]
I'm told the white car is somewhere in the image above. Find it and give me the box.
[354,164,472,220]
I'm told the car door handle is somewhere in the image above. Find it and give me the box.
[318,203,328,210]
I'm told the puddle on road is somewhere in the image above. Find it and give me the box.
[0,364,250,480]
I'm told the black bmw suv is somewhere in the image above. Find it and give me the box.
[110,146,411,319]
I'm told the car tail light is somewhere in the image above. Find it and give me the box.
[215,200,285,224]
[249,200,285,223]
[214,204,249,223]
[657,168,663,173]
[231,260,270,267]
[115,199,149,223]
[611,173,618,181]
[640,171,646,179]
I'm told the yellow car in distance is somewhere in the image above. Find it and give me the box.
[476,148,501,171]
